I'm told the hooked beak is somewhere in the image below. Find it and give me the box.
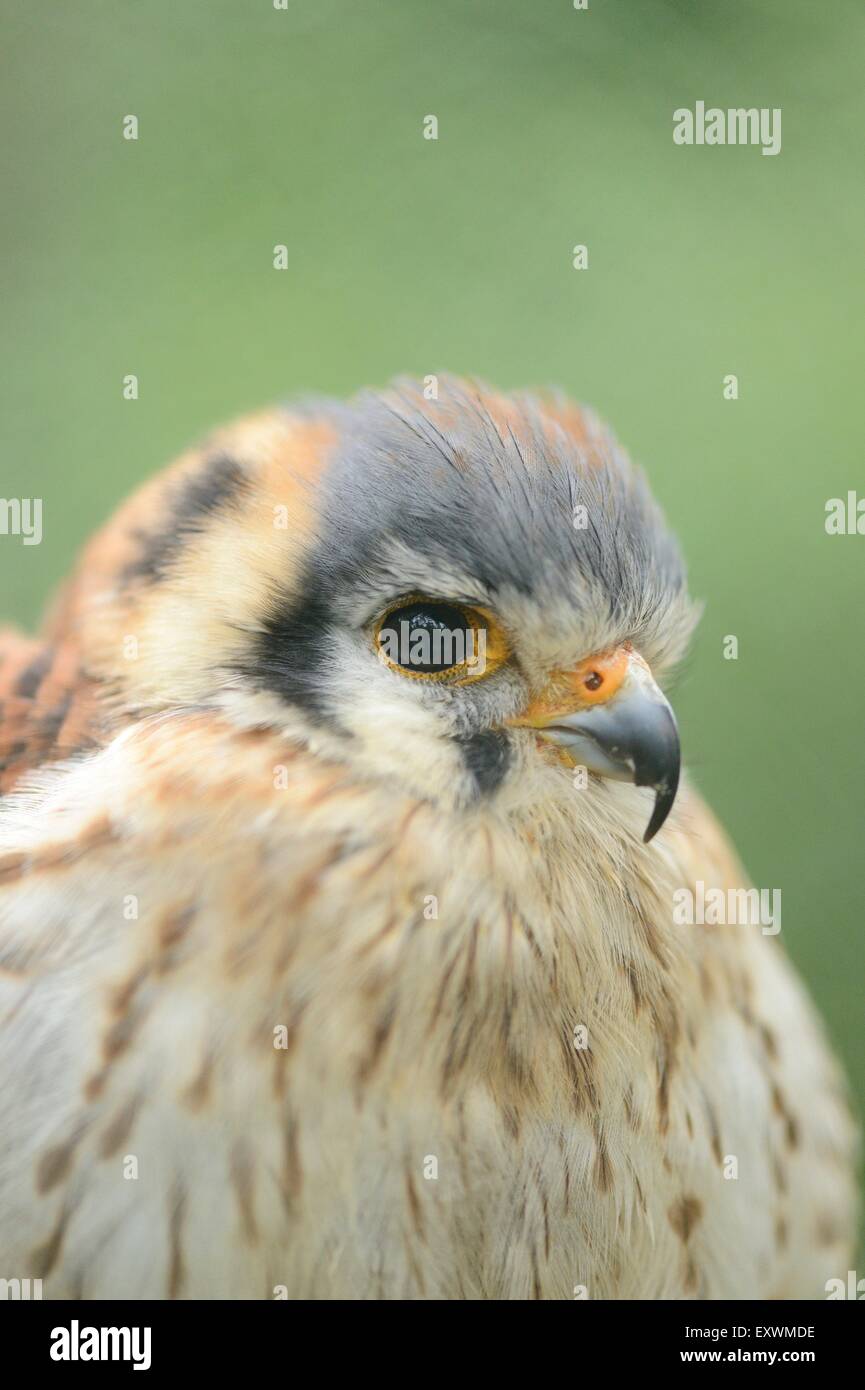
[507,645,681,843]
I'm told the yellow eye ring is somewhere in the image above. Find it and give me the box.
[373,594,510,684]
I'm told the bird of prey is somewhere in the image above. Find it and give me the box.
[0,378,856,1299]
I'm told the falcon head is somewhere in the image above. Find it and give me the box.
[59,377,698,843]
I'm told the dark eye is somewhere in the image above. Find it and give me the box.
[373,595,510,683]
[377,601,471,673]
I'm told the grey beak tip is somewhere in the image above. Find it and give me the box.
[642,769,680,844]
[643,802,665,844]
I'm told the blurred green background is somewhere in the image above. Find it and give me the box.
[1,1,862,1254]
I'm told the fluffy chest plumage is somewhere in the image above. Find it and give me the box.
[0,723,855,1299]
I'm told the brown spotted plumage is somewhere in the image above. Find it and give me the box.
[0,378,857,1299]
[0,630,101,793]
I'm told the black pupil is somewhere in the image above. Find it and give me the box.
[379,602,470,673]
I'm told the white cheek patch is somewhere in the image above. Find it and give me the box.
[323,632,475,802]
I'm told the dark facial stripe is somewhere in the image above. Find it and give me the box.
[122,454,247,585]
[455,730,511,797]
[245,581,341,726]
[14,649,52,699]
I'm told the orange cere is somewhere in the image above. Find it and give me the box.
[512,643,632,726]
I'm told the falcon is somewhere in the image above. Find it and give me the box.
[0,378,856,1299]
